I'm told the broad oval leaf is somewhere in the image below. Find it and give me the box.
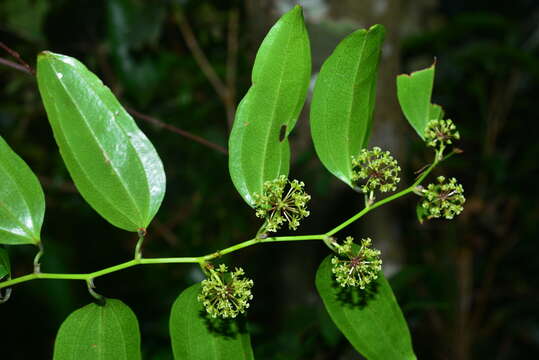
[0,247,10,280]
[310,25,385,187]
[316,256,417,360]
[396,63,438,140]
[37,51,166,232]
[0,136,45,245]
[229,5,311,206]
[170,283,254,360]
[53,299,141,360]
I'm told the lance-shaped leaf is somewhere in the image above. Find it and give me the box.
[316,256,417,360]
[170,283,254,360]
[310,25,385,187]
[229,5,311,206]
[36,51,166,232]
[0,248,10,280]
[53,299,141,360]
[397,63,442,139]
[0,136,45,245]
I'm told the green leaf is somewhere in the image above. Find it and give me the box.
[396,63,436,139]
[170,283,254,360]
[429,103,445,123]
[0,247,10,280]
[315,256,416,360]
[310,25,385,186]
[0,135,45,245]
[229,5,311,206]
[53,299,141,360]
[36,51,166,232]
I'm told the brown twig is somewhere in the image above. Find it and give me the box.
[0,42,35,74]
[173,8,238,130]
[173,9,228,102]
[0,57,33,75]
[225,9,239,129]
[0,42,228,156]
[126,107,228,155]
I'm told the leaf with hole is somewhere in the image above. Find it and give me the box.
[310,25,385,186]
[228,5,311,206]
[316,256,417,360]
[37,51,166,232]
[396,63,439,139]
[53,299,141,360]
[0,135,45,245]
[170,283,254,360]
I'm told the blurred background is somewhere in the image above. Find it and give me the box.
[1,0,538,359]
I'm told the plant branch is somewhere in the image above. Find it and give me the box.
[0,42,35,74]
[0,42,228,156]
[173,7,238,130]
[173,9,229,103]
[0,234,325,290]
[0,155,446,292]
[325,160,439,237]
[0,57,33,75]
[225,8,239,129]
[126,108,229,155]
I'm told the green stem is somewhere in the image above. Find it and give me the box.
[0,158,442,292]
[33,242,44,273]
[0,234,325,290]
[325,160,438,237]
[134,229,146,260]
[86,279,106,306]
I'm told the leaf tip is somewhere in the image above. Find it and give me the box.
[284,4,304,21]
[368,23,386,37]
[37,51,79,68]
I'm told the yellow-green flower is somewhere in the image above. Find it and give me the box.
[420,176,465,220]
[331,237,382,289]
[198,264,254,319]
[253,175,311,232]
[352,147,401,194]
[425,119,460,150]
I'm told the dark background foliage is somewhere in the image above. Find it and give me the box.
[0,0,537,359]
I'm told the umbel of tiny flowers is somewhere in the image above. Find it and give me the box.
[198,264,254,319]
[331,237,382,289]
[419,176,465,220]
[253,175,311,233]
[425,119,460,159]
[351,147,401,203]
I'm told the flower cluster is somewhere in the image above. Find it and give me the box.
[425,119,460,151]
[198,264,254,319]
[331,237,382,289]
[351,147,401,195]
[253,175,311,232]
[420,176,465,220]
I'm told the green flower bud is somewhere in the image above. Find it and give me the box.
[351,147,401,194]
[420,176,465,220]
[425,119,460,149]
[253,175,311,233]
[331,237,382,289]
[198,264,254,319]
